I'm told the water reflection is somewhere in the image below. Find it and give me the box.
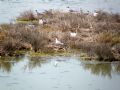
[114,63,120,74]
[0,57,22,73]
[24,57,49,70]
[0,56,49,73]
[82,61,120,78]
[1,56,120,78]
[1,56,120,90]
[0,60,13,73]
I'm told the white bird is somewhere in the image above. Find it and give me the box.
[25,24,35,30]
[39,19,46,25]
[70,30,77,37]
[28,24,35,28]
[39,19,44,24]
[93,12,98,17]
[70,32,77,37]
[55,38,63,45]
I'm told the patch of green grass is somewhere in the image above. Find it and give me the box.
[0,56,15,61]
[29,51,71,57]
[16,10,37,21]
[14,50,28,55]
[17,19,37,22]
[79,52,97,60]
[112,36,120,45]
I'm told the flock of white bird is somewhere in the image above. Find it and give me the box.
[27,10,98,46]
[55,30,77,45]
[52,12,98,66]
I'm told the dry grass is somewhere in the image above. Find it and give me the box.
[96,32,120,45]
[5,25,50,52]
[0,10,120,61]
[94,43,115,61]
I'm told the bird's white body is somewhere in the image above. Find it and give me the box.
[93,12,98,17]
[55,38,63,45]
[26,24,35,30]
[70,32,77,37]
[39,19,44,25]
[28,24,35,28]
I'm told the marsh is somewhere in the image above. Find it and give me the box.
[0,0,120,90]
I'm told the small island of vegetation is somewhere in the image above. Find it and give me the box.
[0,10,120,61]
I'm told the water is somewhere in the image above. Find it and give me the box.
[0,0,120,23]
[0,55,120,90]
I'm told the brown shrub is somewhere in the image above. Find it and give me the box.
[29,31,50,52]
[96,32,120,45]
[94,43,115,61]
[3,38,20,55]
[77,42,117,61]
[77,42,95,55]
[0,23,13,31]
[2,23,50,53]
[111,43,120,60]
[96,32,114,43]
[17,10,36,21]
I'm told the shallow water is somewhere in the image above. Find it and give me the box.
[0,55,120,90]
[0,0,120,23]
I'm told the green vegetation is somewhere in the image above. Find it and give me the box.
[16,10,37,21]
